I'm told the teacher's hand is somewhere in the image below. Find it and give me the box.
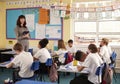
[23,34,30,38]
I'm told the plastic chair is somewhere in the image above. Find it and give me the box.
[31,61,40,80]
[109,51,117,81]
[46,58,53,66]
[38,58,53,81]
[31,61,40,71]
[46,58,53,78]
[28,49,33,55]
[95,63,106,83]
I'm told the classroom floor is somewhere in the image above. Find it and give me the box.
[0,68,120,84]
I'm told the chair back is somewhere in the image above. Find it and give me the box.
[110,51,117,63]
[31,61,40,71]
[28,48,33,55]
[95,63,106,83]
[46,58,53,66]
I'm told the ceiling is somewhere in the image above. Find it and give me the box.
[0,0,117,2]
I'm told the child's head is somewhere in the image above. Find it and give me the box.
[38,38,49,48]
[100,38,109,46]
[68,39,73,47]
[58,39,66,50]
[88,44,98,53]
[13,43,23,54]
[75,50,87,62]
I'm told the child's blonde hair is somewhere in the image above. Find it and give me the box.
[102,38,109,45]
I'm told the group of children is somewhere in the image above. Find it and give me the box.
[5,38,76,82]
[70,38,113,84]
[5,38,113,84]
[6,38,51,81]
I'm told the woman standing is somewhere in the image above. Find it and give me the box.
[14,15,30,51]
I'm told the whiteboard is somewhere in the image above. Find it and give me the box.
[45,25,62,39]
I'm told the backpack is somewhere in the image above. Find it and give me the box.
[49,63,58,82]
[64,52,73,64]
[102,64,112,84]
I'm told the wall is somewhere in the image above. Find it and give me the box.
[0,0,71,50]
[0,2,6,48]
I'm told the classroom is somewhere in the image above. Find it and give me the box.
[0,0,120,84]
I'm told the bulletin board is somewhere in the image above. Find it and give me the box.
[6,7,63,40]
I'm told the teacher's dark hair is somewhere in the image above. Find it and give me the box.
[17,15,27,28]
[39,38,49,48]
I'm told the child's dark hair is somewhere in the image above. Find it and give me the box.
[17,15,27,28]
[75,50,83,61]
[68,39,73,43]
[75,50,87,62]
[13,43,23,52]
[88,44,98,53]
[39,38,49,48]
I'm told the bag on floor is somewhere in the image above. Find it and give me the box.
[49,63,58,82]
[102,64,112,84]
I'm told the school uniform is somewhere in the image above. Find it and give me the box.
[100,45,111,64]
[66,45,76,54]
[70,53,103,84]
[55,49,67,64]
[11,51,34,78]
[34,48,51,63]
[34,48,51,74]
[82,53,103,83]
[107,45,112,56]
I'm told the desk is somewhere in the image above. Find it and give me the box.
[0,50,15,63]
[0,61,10,67]
[57,62,89,84]
[0,61,11,72]
[15,80,57,84]
[1,51,16,55]
[0,48,12,52]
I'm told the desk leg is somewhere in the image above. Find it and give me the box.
[75,73,77,78]
[58,72,60,84]
[0,67,4,72]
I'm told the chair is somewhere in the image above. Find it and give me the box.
[31,61,40,71]
[109,51,117,81]
[46,58,53,66]
[31,61,40,80]
[46,58,53,76]
[28,49,33,55]
[38,58,53,81]
[95,63,106,84]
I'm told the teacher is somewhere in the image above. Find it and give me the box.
[14,15,30,51]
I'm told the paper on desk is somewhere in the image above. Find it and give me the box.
[81,68,90,73]
[59,65,78,72]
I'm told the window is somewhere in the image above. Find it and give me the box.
[74,21,97,45]
[74,20,120,46]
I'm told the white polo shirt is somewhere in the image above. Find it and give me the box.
[66,45,76,54]
[107,45,112,56]
[82,53,103,84]
[100,45,111,64]
[55,49,68,63]
[34,48,51,63]
[11,51,34,78]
